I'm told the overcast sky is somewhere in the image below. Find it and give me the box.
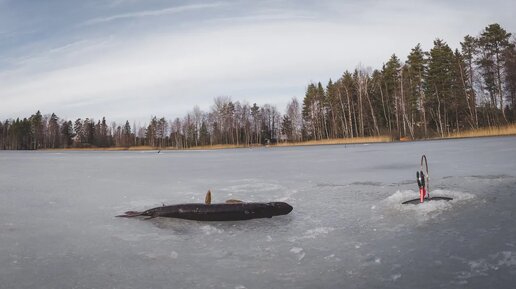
[1,0,515,123]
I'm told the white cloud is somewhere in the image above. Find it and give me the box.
[81,2,228,26]
[0,17,486,121]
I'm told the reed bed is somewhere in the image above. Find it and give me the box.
[274,136,393,147]
[445,124,516,139]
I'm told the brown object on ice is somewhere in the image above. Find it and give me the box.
[205,190,212,205]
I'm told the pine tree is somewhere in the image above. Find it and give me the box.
[426,39,456,136]
[199,120,210,146]
[451,49,471,132]
[340,71,355,137]
[29,111,43,149]
[382,54,402,136]
[505,39,516,120]
[61,120,74,148]
[123,121,132,147]
[146,117,158,147]
[48,113,60,148]
[461,35,479,127]
[302,83,317,140]
[281,115,293,141]
[406,44,428,137]
[478,23,513,121]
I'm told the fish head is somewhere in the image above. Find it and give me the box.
[268,202,293,216]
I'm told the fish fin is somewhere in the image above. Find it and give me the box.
[205,190,212,205]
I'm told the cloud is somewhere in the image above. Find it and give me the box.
[1,0,515,123]
[81,2,228,26]
[0,16,449,121]
[0,20,356,120]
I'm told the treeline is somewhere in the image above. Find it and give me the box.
[0,101,283,149]
[301,23,516,140]
[1,23,515,150]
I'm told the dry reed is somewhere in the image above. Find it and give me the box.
[445,124,516,139]
[274,136,393,147]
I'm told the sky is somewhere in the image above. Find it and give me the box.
[1,0,515,123]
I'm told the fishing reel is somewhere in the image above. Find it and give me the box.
[416,170,425,189]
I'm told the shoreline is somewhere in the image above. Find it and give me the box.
[36,125,516,152]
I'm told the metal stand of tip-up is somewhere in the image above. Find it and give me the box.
[402,155,453,205]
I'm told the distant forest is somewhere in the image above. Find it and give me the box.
[1,23,515,150]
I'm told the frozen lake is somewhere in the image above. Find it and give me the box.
[1,137,516,289]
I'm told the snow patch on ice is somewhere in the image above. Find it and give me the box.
[457,251,516,281]
[386,189,475,205]
[290,247,305,261]
[138,251,179,260]
[383,189,475,221]
[324,254,342,262]
[497,251,516,266]
[324,254,335,259]
[290,247,303,254]
[200,225,224,235]
[289,227,335,241]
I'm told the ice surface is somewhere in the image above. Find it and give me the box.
[383,189,476,223]
[1,136,516,288]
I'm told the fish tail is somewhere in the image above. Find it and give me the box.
[116,211,143,218]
